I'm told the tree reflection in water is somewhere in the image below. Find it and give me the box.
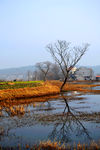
[0,93,93,145]
[49,93,92,143]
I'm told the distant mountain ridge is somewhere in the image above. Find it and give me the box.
[0,66,35,80]
[0,65,100,80]
[0,66,35,74]
[89,65,100,75]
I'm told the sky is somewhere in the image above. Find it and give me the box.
[0,0,100,69]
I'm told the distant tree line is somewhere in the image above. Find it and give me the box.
[27,61,94,82]
[27,61,64,81]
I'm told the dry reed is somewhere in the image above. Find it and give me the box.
[0,80,100,101]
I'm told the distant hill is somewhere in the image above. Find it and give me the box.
[0,65,100,80]
[0,66,35,80]
[89,66,100,75]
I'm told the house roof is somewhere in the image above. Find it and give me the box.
[96,75,100,77]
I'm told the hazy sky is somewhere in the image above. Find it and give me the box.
[0,0,100,69]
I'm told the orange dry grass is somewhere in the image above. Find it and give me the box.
[0,80,100,101]
[0,82,60,101]
[1,141,100,150]
[34,140,100,150]
[48,80,100,93]
[35,140,66,150]
[63,83,100,93]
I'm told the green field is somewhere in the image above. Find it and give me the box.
[0,81,43,90]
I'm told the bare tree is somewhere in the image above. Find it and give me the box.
[48,63,61,80]
[36,61,51,81]
[32,71,38,80]
[46,40,89,91]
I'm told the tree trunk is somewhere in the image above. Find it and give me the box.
[61,93,70,113]
[44,74,46,81]
[60,76,68,92]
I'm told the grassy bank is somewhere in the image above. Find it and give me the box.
[49,80,100,93]
[0,80,100,101]
[1,140,100,150]
[0,82,60,101]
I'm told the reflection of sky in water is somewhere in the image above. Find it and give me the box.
[1,91,100,147]
[1,125,54,147]
[69,94,100,113]
[28,99,66,115]
[28,93,100,114]
[91,86,100,90]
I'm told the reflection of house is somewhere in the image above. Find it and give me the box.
[74,67,94,80]
[96,75,100,81]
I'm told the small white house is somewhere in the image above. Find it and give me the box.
[75,67,94,80]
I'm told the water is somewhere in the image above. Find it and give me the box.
[0,90,100,147]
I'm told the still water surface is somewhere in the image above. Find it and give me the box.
[0,91,100,147]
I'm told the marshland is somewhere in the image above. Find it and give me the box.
[1,80,100,149]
